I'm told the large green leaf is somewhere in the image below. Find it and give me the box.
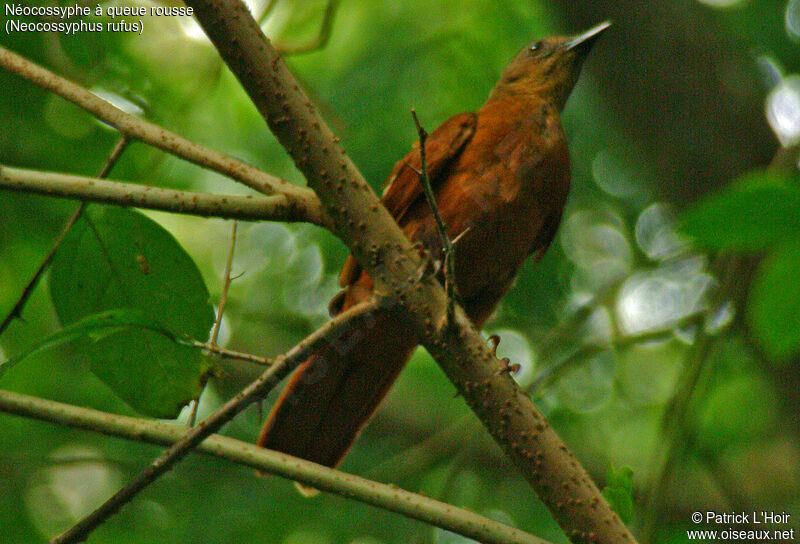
[747,239,800,362]
[0,309,182,379]
[681,172,800,250]
[49,206,215,417]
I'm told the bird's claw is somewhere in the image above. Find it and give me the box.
[495,357,521,376]
[487,334,501,355]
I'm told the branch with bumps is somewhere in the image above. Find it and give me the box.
[180,2,637,544]
[0,388,547,544]
[0,4,638,544]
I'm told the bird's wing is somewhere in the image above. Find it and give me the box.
[338,112,477,289]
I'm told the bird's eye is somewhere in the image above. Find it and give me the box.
[530,41,543,54]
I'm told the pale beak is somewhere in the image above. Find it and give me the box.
[564,20,612,53]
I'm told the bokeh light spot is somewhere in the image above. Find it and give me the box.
[766,75,800,147]
[635,203,690,261]
[24,445,123,540]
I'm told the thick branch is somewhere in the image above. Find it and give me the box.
[0,45,326,224]
[184,2,637,544]
[0,389,546,544]
[0,165,322,225]
[49,299,380,544]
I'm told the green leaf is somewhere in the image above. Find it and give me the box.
[681,171,800,250]
[0,309,181,378]
[747,239,800,361]
[696,375,778,450]
[602,465,634,524]
[49,207,215,417]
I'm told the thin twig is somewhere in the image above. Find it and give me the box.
[530,310,707,394]
[190,221,239,426]
[0,137,129,337]
[186,374,206,428]
[0,389,547,544]
[50,298,380,544]
[274,0,340,56]
[210,221,238,346]
[0,166,317,224]
[191,340,272,366]
[0,45,326,224]
[411,109,458,324]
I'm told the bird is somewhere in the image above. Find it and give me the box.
[257,21,612,474]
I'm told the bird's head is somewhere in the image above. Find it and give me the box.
[489,21,611,109]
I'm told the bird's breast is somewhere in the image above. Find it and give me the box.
[437,100,570,323]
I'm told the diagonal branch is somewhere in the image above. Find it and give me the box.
[181,2,638,544]
[0,45,325,223]
[49,298,381,544]
[0,389,548,544]
[0,165,326,225]
[0,137,129,337]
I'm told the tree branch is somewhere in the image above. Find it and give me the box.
[411,109,459,323]
[0,165,326,225]
[49,298,381,544]
[189,221,239,425]
[0,45,325,222]
[273,0,340,56]
[0,137,130,337]
[0,389,547,544]
[190,340,272,366]
[182,2,638,544]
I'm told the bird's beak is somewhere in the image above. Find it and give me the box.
[564,20,612,53]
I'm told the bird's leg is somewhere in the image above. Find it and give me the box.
[487,334,501,355]
[486,334,520,376]
[411,241,434,283]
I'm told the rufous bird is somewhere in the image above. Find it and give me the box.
[258,22,612,472]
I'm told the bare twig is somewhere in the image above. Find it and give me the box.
[0,137,129,337]
[0,166,319,224]
[189,221,239,426]
[0,389,547,544]
[190,340,272,366]
[0,45,327,225]
[274,0,340,56]
[50,298,381,544]
[210,221,238,346]
[411,109,459,324]
[186,374,207,428]
[530,310,707,394]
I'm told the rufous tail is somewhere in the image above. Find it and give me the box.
[257,311,417,468]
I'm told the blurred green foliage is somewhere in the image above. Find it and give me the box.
[1,0,799,543]
[602,465,634,524]
[683,170,800,360]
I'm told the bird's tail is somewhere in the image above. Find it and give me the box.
[257,310,417,469]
